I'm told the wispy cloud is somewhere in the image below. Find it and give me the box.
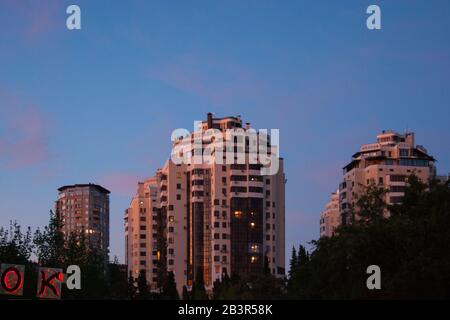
[148,54,267,106]
[0,0,60,41]
[0,90,52,169]
[98,172,141,197]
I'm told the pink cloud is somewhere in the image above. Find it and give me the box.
[98,172,141,197]
[148,54,267,106]
[0,90,52,169]
[1,0,60,41]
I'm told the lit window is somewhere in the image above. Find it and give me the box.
[234,210,242,218]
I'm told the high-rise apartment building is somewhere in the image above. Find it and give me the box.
[125,114,286,294]
[56,184,110,259]
[319,190,339,238]
[339,130,436,224]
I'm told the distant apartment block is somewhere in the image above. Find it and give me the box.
[339,131,436,224]
[55,184,110,259]
[319,190,339,238]
[125,113,286,294]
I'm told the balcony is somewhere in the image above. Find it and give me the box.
[229,169,247,176]
[191,173,203,180]
[159,179,167,188]
[230,180,246,187]
[159,190,168,198]
[192,196,204,203]
[191,184,204,191]
[248,180,263,187]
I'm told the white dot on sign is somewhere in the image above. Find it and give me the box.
[66,5,82,30]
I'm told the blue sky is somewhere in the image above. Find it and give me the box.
[1,0,449,265]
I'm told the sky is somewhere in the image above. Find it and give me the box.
[0,0,449,266]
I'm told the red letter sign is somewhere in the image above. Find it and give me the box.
[37,267,63,299]
[0,264,25,296]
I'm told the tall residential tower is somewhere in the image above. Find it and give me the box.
[125,114,286,294]
[56,183,110,259]
[339,130,436,224]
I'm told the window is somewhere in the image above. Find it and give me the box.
[231,186,246,193]
[176,194,181,200]
[390,196,403,204]
[230,175,246,181]
[177,183,181,189]
[399,149,409,157]
[399,159,429,167]
[390,185,406,193]
[390,175,406,182]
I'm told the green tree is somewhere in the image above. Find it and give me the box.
[161,271,179,300]
[191,267,208,300]
[182,285,191,300]
[33,210,65,267]
[128,271,137,299]
[288,246,297,278]
[287,175,450,299]
[107,256,129,299]
[136,269,150,300]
